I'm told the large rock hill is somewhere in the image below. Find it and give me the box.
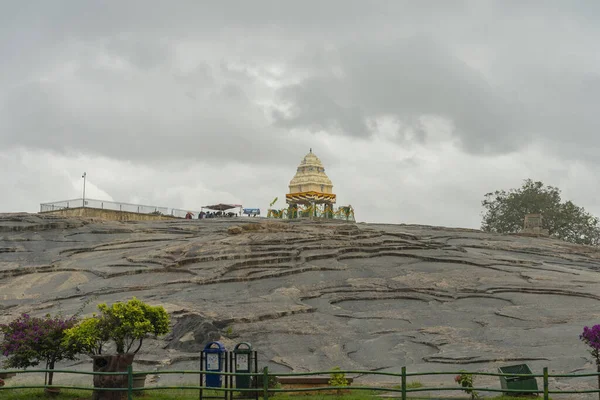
[1,213,600,395]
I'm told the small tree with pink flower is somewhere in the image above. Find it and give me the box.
[580,325,600,400]
[0,313,79,388]
[454,371,479,399]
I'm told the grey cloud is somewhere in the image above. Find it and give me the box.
[0,75,297,166]
[274,35,528,154]
[2,0,600,167]
[102,36,175,70]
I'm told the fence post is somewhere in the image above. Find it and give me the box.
[543,367,549,400]
[401,366,406,400]
[127,364,133,400]
[262,366,269,400]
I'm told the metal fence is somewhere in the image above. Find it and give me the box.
[39,198,202,219]
[0,366,598,399]
[267,206,356,222]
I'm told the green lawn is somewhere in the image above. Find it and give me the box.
[0,388,547,400]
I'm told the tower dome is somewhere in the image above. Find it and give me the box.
[286,149,336,205]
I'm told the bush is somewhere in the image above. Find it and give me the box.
[252,373,280,390]
[64,297,170,355]
[0,313,79,386]
[329,366,349,396]
[580,325,600,400]
[454,371,479,399]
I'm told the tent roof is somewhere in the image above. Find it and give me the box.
[203,203,241,211]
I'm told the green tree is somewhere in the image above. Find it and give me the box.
[481,179,600,245]
[64,297,170,355]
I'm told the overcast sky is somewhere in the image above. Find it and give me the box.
[1,1,600,227]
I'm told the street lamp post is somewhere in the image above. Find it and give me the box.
[82,172,87,207]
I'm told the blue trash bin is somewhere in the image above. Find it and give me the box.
[204,341,227,388]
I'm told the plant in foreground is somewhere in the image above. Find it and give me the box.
[63,297,170,356]
[580,324,600,400]
[329,366,349,396]
[0,313,79,387]
[454,371,479,399]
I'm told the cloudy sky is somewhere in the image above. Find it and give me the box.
[1,1,600,227]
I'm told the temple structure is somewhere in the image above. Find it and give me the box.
[267,148,354,221]
[286,148,336,210]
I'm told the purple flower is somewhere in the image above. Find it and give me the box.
[581,324,600,366]
[0,313,80,370]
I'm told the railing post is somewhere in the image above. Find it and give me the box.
[597,364,600,400]
[544,367,549,400]
[127,364,133,400]
[401,366,406,400]
[262,366,269,400]
[543,367,549,400]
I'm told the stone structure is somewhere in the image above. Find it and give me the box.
[285,149,336,217]
[41,207,176,222]
[522,213,549,236]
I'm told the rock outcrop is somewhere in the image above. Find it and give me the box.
[1,213,599,395]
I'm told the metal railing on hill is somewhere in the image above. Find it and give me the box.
[0,366,598,399]
[39,198,202,219]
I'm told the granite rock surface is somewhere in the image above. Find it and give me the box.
[1,213,600,397]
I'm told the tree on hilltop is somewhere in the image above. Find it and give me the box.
[481,179,600,245]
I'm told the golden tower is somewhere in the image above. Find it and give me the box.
[286,149,336,206]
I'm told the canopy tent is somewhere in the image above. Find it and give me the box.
[202,204,242,212]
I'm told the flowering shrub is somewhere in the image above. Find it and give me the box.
[454,371,479,399]
[580,325,600,400]
[0,313,79,386]
[0,378,4,386]
[64,297,170,355]
[581,325,600,360]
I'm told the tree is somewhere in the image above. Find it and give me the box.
[0,313,79,387]
[481,179,600,245]
[580,325,600,400]
[64,297,170,356]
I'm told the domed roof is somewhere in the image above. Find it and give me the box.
[289,149,333,192]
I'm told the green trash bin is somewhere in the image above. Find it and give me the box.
[233,342,254,392]
[498,364,539,396]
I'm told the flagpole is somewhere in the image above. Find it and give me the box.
[82,172,87,207]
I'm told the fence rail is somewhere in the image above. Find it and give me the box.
[0,366,598,399]
[39,198,203,219]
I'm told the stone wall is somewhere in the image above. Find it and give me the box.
[39,207,178,221]
[521,213,549,236]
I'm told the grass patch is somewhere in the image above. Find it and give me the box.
[0,388,92,399]
[390,381,423,390]
[0,388,552,400]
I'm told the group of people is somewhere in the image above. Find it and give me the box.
[185,211,238,219]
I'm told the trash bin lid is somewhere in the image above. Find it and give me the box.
[204,341,226,352]
[498,364,533,375]
[233,342,253,353]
